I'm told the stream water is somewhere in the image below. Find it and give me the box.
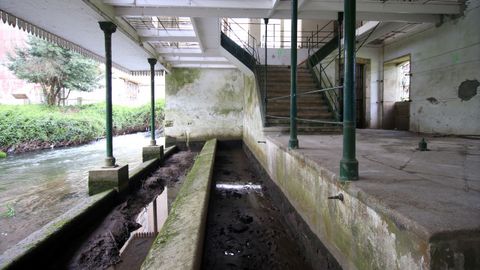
[0,132,162,254]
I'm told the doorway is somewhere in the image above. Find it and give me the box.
[339,63,366,128]
[382,55,411,130]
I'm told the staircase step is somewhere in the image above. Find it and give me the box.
[263,65,339,134]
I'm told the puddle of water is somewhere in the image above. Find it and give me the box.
[119,187,169,254]
[216,182,263,194]
[115,188,169,270]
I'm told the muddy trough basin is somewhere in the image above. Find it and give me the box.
[1,140,339,270]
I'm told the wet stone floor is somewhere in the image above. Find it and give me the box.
[202,142,313,270]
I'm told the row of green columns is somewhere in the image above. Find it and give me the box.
[148,58,157,146]
[99,21,117,168]
[99,21,158,167]
[340,0,359,180]
[288,0,299,149]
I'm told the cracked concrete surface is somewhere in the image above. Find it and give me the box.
[268,129,480,239]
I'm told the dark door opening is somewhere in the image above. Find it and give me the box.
[340,63,366,128]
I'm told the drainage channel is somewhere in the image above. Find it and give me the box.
[202,141,328,270]
[35,149,199,270]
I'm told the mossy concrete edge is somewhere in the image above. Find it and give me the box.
[141,139,217,270]
[0,190,117,269]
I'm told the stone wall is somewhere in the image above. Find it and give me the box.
[164,68,244,142]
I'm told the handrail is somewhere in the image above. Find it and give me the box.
[267,86,343,102]
[305,22,342,122]
[220,18,267,126]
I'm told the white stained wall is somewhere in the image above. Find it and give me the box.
[384,0,480,135]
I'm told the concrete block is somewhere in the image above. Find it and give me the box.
[88,165,129,196]
[142,145,164,162]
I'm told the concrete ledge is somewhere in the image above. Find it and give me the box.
[142,145,164,162]
[0,190,117,269]
[142,139,217,270]
[129,145,177,191]
[257,134,480,270]
[129,159,161,190]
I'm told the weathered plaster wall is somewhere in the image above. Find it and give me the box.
[257,48,309,66]
[242,74,268,168]
[165,68,244,141]
[384,1,480,135]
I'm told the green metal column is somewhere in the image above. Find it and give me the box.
[99,21,117,168]
[288,0,299,149]
[264,18,269,117]
[148,58,157,146]
[340,0,359,180]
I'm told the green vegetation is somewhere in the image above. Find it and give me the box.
[7,37,101,106]
[0,101,164,153]
[0,151,6,158]
[0,204,15,218]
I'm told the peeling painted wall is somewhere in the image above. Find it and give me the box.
[242,74,268,167]
[164,68,244,141]
[384,1,480,135]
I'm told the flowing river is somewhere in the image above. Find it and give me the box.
[0,132,163,254]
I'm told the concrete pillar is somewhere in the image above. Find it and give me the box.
[339,0,359,180]
[88,21,128,196]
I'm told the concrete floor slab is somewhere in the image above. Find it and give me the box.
[267,129,480,239]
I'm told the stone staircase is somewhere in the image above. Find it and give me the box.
[265,65,341,134]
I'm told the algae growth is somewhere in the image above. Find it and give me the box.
[165,68,201,95]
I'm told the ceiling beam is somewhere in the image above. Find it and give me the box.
[302,1,460,14]
[191,18,205,52]
[115,6,443,22]
[83,0,164,64]
[107,0,272,9]
[171,63,236,68]
[164,56,228,62]
[142,36,198,42]
[298,0,310,10]
[138,29,196,37]
[267,0,280,18]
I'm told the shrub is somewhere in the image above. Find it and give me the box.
[0,101,164,153]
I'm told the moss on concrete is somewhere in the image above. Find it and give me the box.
[251,140,429,270]
[0,190,115,269]
[165,68,200,95]
[142,139,217,270]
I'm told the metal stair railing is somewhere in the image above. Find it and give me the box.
[262,21,343,127]
[305,21,343,122]
[220,19,267,126]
